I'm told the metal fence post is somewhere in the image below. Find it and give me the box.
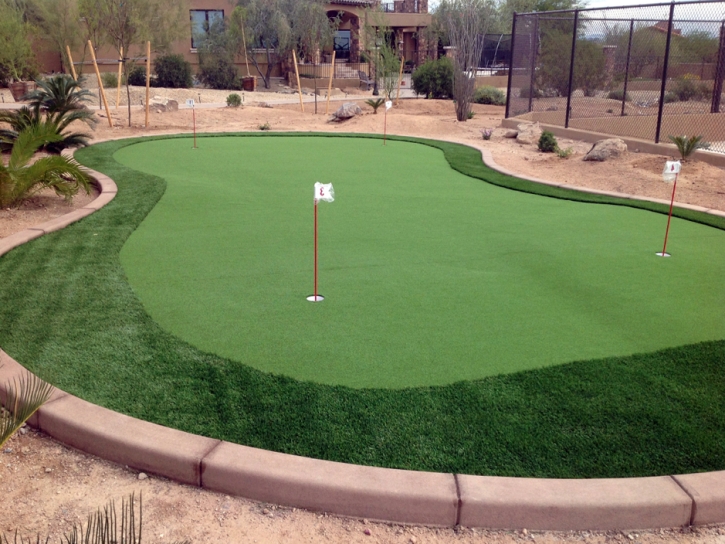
[655,1,676,144]
[621,19,634,117]
[711,21,725,114]
[527,14,539,113]
[564,9,579,129]
[505,12,518,119]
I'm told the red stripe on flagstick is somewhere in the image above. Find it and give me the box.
[192,106,197,149]
[661,173,678,256]
[384,107,387,146]
[314,200,318,298]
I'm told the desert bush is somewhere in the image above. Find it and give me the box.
[127,65,147,86]
[673,78,701,101]
[538,130,558,153]
[607,89,631,101]
[557,146,573,159]
[101,72,118,88]
[519,86,543,99]
[365,98,385,113]
[663,91,679,103]
[473,86,505,105]
[198,57,241,90]
[481,128,493,140]
[154,54,193,88]
[226,93,242,107]
[411,57,454,99]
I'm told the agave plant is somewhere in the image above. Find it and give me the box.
[668,135,709,162]
[0,124,91,209]
[0,74,96,154]
[0,368,52,450]
[365,98,385,114]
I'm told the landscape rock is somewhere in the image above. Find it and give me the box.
[516,122,542,145]
[330,102,362,121]
[148,96,179,113]
[138,472,148,480]
[583,138,628,161]
[503,129,518,138]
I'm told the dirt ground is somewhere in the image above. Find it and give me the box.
[2,92,725,543]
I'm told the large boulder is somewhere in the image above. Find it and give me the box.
[503,129,518,138]
[583,138,628,161]
[149,96,179,113]
[515,122,542,145]
[330,102,362,121]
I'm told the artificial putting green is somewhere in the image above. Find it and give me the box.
[1,133,725,478]
[114,136,725,388]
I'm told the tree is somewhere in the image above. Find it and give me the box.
[679,30,719,65]
[80,0,189,126]
[0,0,37,84]
[438,0,494,121]
[537,32,606,96]
[362,8,403,100]
[29,0,82,75]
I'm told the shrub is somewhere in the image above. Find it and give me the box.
[473,86,506,106]
[198,57,241,90]
[538,130,558,153]
[467,110,475,119]
[663,91,679,103]
[365,98,385,113]
[519,86,543,99]
[226,93,242,107]
[154,53,193,88]
[101,71,118,88]
[607,89,631,101]
[668,134,709,162]
[673,78,700,101]
[258,122,270,131]
[127,65,147,86]
[481,128,493,140]
[411,57,454,99]
[557,146,574,159]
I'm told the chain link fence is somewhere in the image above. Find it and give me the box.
[505,0,725,154]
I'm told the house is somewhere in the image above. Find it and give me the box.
[38,0,432,82]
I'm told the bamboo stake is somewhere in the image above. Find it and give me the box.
[145,41,151,128]
[325,50,336,115]
[116,46,123,110]
[240,18,250,76]
[88,40,113,128]
[66,45,78,80]
[395,57,404,106]
[292,50,304,113]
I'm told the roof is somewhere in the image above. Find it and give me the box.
[329,0,375,5]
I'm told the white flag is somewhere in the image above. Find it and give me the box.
[662,160,681,182]
[186,99,195,107]
[385,100,392,110]
[314,182,334,202]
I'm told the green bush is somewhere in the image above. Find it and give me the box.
[473,85,506,105]
[127,65,147,86]
[154,54,193,88]
[663,91,679,103]
[607,89,631,101]
[226,93,242,107]
[411,57,454,99]
[519,86,542,99]
[101,71,118,88]
[674,78,700,101]
[538,130,558,153]
[198,57,241,90]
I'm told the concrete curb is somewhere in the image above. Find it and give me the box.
[1,136,725,531]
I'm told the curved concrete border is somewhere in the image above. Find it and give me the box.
[1,137,724,531]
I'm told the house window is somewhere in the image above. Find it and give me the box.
[334,30,351,60]
[190,9,224,49]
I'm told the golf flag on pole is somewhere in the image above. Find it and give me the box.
[314,182,334,202]
[662,160,681,182]
[385,100,392,110]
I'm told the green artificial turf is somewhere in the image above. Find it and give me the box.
[114,136,725,389]
[0,133,723,478]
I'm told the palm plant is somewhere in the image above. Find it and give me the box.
[365,98,385,114]
[0,124,91,209]
[0,74,95,154]
[0,368,52,450]
[668,135,709,162]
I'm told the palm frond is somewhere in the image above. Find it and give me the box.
[668,135,709,162]
[22,156,91,200]
[0,369,52,450]
[25,74,94,115]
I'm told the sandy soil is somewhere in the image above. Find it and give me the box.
[2,91,725,543]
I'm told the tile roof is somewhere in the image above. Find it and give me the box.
[329,0,375,5]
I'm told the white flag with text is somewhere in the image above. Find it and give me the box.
[314,182,335,202]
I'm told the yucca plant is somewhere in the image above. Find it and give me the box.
[0,74,95,154]
[365,98,385,114]
[0,124,91,209]
[668,135,709,162]
[0,368,52,450]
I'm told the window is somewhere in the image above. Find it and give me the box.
[190,9,224,49]
[334,30,351,60]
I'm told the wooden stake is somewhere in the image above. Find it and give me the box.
[88,40,113,128]
[116,46,123,110]
[241,19,250,76]
[395,57,404,106]
[292,50,304,113]
[145,41,151,128]
[66,45,78,80]
[325,51,336,115]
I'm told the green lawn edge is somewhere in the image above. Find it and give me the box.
[0,132,722,479]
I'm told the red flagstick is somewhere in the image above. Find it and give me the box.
[383,106,388,146]
[314,199,318,298]
[659,173,679,257]
[192,105,197,149]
